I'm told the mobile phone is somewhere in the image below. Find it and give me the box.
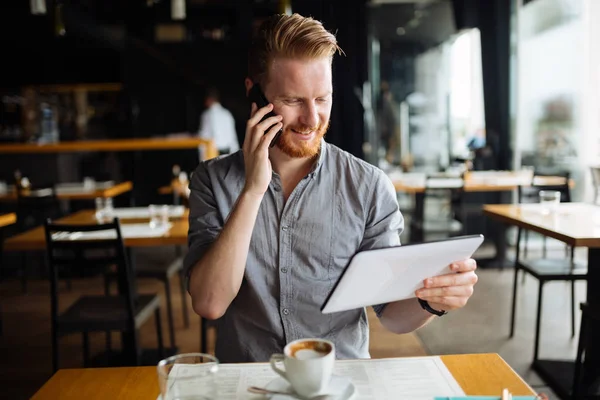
[248,83,283,148]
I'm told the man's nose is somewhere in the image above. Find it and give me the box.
[300,101,319,128]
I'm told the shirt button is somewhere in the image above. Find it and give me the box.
[281,225,288,231]
[281,268,288,273]
[282,308,290,315]
[273,185,281,192]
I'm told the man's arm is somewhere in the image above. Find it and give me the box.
[187,102,283,320]
[188,185,264,320]
[357,170,433,333]
[198,111,213,139]
[359,170,477,334]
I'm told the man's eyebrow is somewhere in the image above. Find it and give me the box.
[276,92,332,99]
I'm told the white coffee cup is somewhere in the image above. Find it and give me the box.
[269,338,335,398]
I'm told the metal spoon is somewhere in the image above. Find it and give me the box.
[247,386,333,400]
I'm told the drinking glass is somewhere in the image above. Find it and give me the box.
[539,190,561,215]
[83,176,96,190]
[95,197,105,221]
[149,204,159,228]
[159,204,170,226]
[157,353,219,400]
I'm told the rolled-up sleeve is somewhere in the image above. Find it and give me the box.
[183,162,223,289]
[359,169,404,317]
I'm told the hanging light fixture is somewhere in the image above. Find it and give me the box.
[171,0,186,20]
[30,0,47,15]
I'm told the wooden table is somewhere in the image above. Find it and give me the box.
[30,353,535,399]
[3,209,188,252]
[0,181,133,202]
[0,137,218,159]
[483,203,600,399]
[0,213,16,228]
[390,171,573,194]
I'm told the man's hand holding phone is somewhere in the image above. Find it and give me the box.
[242,102,283,198]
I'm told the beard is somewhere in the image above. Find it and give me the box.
[276,120,330,158]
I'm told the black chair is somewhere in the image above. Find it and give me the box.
[44,217,164,372]
[509,226,587,362]
[16,185,64,292]
[573,302,600,399]
[105,252,189,350]
[517,172,571,258]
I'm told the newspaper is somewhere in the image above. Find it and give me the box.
[164,356,465,400]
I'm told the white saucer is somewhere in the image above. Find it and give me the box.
[264,375,356,400]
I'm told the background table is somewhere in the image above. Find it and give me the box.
[483,202,600,399]
[3,209,188,251]
[0,213,16,228]
[0,181,133,202]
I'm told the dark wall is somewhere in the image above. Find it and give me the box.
[0,1,121,88]
[292,0,368,159]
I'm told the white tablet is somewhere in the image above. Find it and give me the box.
[321,235,484,314]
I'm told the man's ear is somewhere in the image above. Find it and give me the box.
[244,78,254,97]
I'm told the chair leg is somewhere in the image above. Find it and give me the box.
[103,274,112,351]
[533,281,545,362]
[571,280,576,338]
[572,305,588,399]
[510,228,522,338]
[155,308,165,359]
[20,253,28,293]
[52,327,59,373]
[164,279,176,349]
[523,230,529,259]
[82,332,90,367]
[179,270,190,328]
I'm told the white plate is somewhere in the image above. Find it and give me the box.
[265,375,356,400]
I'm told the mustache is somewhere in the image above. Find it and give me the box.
[286,124,322,134]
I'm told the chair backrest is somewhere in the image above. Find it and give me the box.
[518,171,571,204]
[16,185,62,231]
[43,217,137,325]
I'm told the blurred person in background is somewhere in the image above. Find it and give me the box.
[198,86,240,155]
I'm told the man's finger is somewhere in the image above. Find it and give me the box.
[247,103,274,127]
[449,258,477,272]
[416,284,473,299]
[423,271,478,288]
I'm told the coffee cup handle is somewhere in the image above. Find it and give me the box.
[269,353,287,380]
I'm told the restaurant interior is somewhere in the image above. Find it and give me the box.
[1,0,599,399]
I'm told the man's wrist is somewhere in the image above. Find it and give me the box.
[418,298,447,317]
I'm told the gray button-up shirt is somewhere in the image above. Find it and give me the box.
[184,139,404,363]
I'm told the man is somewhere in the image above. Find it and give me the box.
[184,13,478,363]
[198,87,240,155]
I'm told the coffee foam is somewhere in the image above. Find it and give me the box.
[288,340,332,359]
